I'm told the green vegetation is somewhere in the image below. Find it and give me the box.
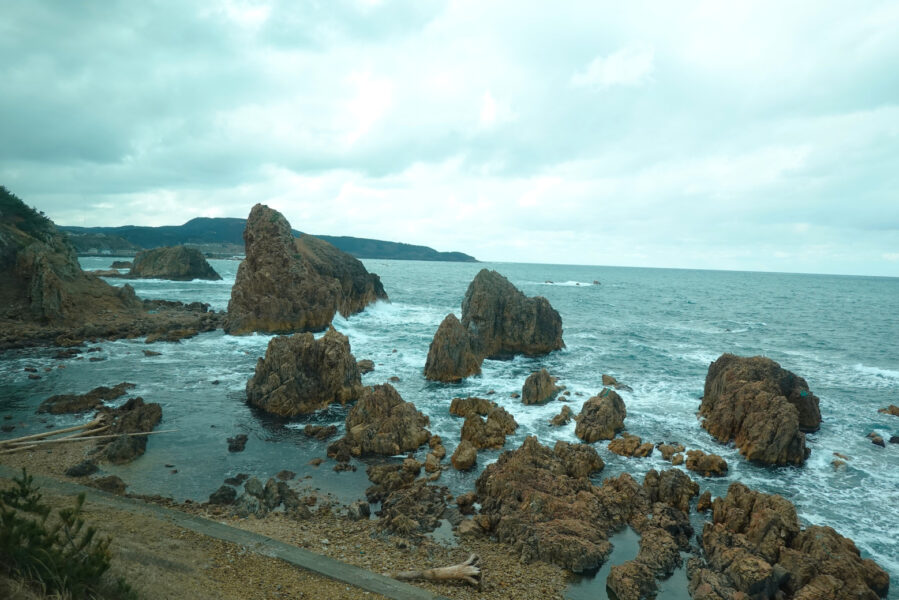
[0,186,54,240]
[0,469,135,599]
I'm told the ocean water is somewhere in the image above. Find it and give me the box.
[1,257,897,597]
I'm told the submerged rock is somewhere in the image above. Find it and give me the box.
[700,354,820,466]
[128,245,221,281]
[574,388,626,442]
[461,269,564,359]
[423,313,481,382]
[38,382,136,414]
[327,383,430,459]
[224,204,386,335]
[521,369,561,405]
[227,434,248,452]
[245,327,362,417]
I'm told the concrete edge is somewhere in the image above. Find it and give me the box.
[0,465,448,600]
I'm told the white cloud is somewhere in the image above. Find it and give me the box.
[571,45,655,88]
[479,91,497,127]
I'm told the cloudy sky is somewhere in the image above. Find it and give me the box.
[2,1,898,276]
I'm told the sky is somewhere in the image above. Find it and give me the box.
[2,1,898,276]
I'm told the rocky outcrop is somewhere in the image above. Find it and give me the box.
[38,382,136,414]
[225,204,386,335]
[602,374,633,392]
[574,388,626,442]
[521,369,561,405]
[689,482,889,600]
[449,396,494,418]
[700,354,820,466]
[97,397,162,464]
[378,479,449,537]
[461,269,564,359]
[245,327,362,417]
[128,245,221,281]
[608,433,654,458]
[451,440,477,470]
[685,449,728,477]
[460,406,518,449]
[423,313,481,382]
[878,404,899,417]
[550,405,573,426]
[326,384,430,459]
[473,436,653,573]
[0,188,225,349]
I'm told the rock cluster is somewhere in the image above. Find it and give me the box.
[574,388,626,442]
[521,369,561,405]
[38,382,135,414]
[700,354,820,465]
[97,397,163,464]
[245,327,362,417]
[460,406,518,450]
[424,269,563,381]
[327,384,431,460]
[608,433,654,458]
[685,449,728,477]
[225,204,386,335]
[128,245,221,281]
[689,482,889,599]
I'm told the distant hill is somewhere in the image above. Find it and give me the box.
[61,217,477,262]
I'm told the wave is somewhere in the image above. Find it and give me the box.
[853,363,899,380]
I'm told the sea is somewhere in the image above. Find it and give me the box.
[1,257,897,598]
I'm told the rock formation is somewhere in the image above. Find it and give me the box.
[0,187,224,349]
[574,388,626,442]
[878,404,899,417]
[550,405,573,426]
[521,369,561,405]
[608,433,654,458]
[461,269,564,359]
[225,204,386,335]
[449,396,495,418]
[246,327,362,417]
[688,482,889,599]
[326,384,430,459]
[700,354,821,465]
[423,269,564,381]
[685,449,728,477]
[451,440,477,470]
[38,382,136,414]
[423,313,481,382]
[128,245,221,280]
[459,406,518,449]
[98,397,163,464]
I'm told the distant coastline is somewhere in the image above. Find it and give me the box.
[61,217,478,263]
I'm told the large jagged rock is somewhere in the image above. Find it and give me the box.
[326,384,430,459]
[461,269,564,359]
[225,204,387,335]
[449,396,495,418]
[246,327,362,417]
[38,382,136,414]
[574,388,626,442]
[378,479,450,537]
[0,187,142,325]
[423,313,481,382]
[521,368,561,405]
[0,188,224,349]
[689,482,889,600]
[128,245,221,281]
[700,354,820,466]
[460,405,518,449]
[474,436,651,573]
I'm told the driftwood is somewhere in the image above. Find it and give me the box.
[394,553,482,589]
[0,415,104,446]
[6,429,177,448]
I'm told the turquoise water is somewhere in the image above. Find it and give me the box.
[1,257,897,596]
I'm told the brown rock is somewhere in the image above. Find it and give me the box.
[697,490,713,512]
[700,353,820,465]
[657,442,685,461]
[877,404,899,417]
[685,449,729,477]
[553,441,604,478]
[424,452,441,473]
[303,424,338,440]
[224,203,386,335]
[99,397,163,464]
[90,475,127,495]
[356,358,375,374]
[574,388,626,442]
[671,453,684,466]
[364,460,420,503]
[38,382,136,414]
[246,327,362,417]
[602,374,634,392]
[327,383,430,458]
[423,313,481,382]
[460,269,564,359]
[608,433,653,458]
[449,396,494,418]
[128,245,221,281]
[607,561,657,600]
[451,440,477,470]
[550,405,573,426]
[869,434,885,447]
[455,491,477,515]
[378,479,449,536]
[521,368,561,405]
[643,469,699,514]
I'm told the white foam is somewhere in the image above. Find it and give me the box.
[853,363,899,380]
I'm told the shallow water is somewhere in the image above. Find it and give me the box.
[1,257,897,597]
